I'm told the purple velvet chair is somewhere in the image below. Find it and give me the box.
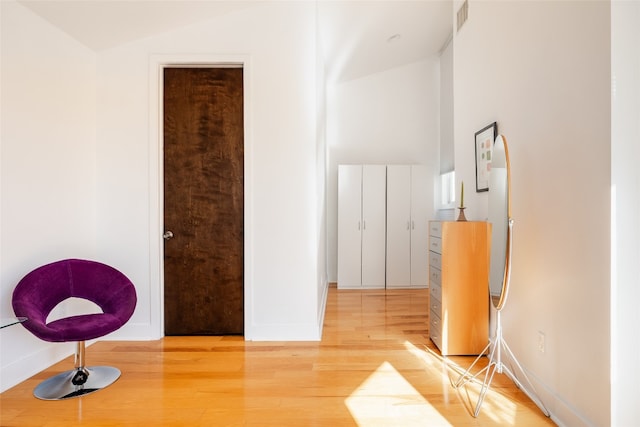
[12,258,137,400]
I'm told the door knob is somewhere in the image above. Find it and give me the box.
[163,231,174,240]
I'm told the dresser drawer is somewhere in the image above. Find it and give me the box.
[430,309,442,350]
[429,266,441,286]
[429,237,442,254]
[429,251,441,270]
[429,221,442,238]
[429,291,442,316]
[430,280,441,303]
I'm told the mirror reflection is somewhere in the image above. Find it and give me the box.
[488,135,512,310]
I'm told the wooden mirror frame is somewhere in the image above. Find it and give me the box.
[490,135,512,311]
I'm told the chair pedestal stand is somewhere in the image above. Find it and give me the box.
[34,341,121,400]
[454,311,550,418]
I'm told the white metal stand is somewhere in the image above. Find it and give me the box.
[454,310,550,418]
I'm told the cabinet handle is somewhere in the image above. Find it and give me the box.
[412,220,415,230]
[358,221,361,231]
[406,221,410,230]
[363,220,366,230]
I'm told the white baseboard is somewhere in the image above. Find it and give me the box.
[504,366,597,427]
[0,341,75,393]
[316,280,329,339]
[0,322,157,393]
[245,321,323,341]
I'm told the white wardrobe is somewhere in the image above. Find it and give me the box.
[337,165,387,288]
[337,164,428,289]
[386,165,429,288]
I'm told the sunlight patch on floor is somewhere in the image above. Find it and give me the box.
[448,364,520,425]
[403,340,456,406]
[403,340,519,425]
[458,375,520,425]
[345,361,452,427]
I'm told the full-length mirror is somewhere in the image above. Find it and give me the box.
[456,134,549,418]
[487,135,512,311]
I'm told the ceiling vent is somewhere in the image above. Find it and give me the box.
[457,0,468,32]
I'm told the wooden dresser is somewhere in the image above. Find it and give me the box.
[428,221,490,355]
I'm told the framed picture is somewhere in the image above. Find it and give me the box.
[475,122,497,192]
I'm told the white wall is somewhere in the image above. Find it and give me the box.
[453,1,611,426]
[0,1,98,391]
[1,1,325,392]
[611,1,640,424]
[315,16,329,328]
[95,2,322,341]
[326,59,440,282]
[439,38,454,175]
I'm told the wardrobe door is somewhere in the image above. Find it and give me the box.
[386,165,411,288]
[361,165,387,288]
[410,165,429,287]
[337,165,363,288]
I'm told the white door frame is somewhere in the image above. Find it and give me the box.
[148,54,254,339]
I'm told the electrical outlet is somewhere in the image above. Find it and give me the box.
[538,331,545,353]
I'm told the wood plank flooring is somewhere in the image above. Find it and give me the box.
[0,287,555,426]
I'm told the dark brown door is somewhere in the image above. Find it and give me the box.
[163,67,244,335]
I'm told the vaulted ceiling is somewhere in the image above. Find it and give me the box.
[18,0,452,82]
[319,1,452,82]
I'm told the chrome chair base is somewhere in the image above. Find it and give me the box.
[34,366,121,400]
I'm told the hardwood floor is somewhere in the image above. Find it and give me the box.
[1,287,555,426]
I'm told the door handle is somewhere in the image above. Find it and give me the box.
[163,231,174,240]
